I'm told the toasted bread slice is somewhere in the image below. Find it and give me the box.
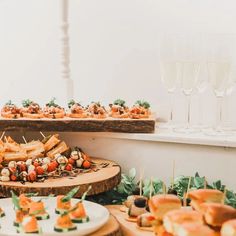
[46,141,69,158]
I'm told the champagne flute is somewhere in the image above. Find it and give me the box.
[174,34,202,133]
[205,34,235,136]
[159,34,179,129]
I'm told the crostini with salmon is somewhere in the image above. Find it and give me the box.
[86,102,107,119]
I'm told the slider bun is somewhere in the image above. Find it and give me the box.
[201,203,236,227]
[188,189,224,203]
[163,209,203,234]
[221,219,236,236]
[176,223,218,236]
[149,194,181,220]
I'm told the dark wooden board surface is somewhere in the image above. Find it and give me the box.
[0,117,155,133]
[0,158,121,197]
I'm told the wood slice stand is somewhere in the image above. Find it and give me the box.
[0,158,121,198]
[90,215,122,236]
[0,117,155,133]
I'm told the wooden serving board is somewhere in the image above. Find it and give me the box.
[90,215,122,236]
[0,117,155,133]
[0,158,121,197]
[106,205,155,236]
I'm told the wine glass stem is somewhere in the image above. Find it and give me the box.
[216,97,223,131]
[169,92,174,124]
[187,95,191,129]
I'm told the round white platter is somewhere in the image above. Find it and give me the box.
[0,197,109,236]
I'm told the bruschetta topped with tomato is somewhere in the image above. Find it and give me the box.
[1,101,21,119]
[67,100,89,118]
[86,102,107,119]
[43,98,65,119]
[109,99,129,118]
[21,99,44,119]
[129,100,151,119]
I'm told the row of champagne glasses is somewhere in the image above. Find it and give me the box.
[160,33,236,135]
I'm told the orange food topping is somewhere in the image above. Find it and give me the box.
[29,201,46,215]
[71,202,86,218]
[57,195,71,210]
[19,194,32,210]
[57,214,73,228]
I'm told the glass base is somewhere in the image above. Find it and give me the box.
[203,128,235,136]
[174,126,200,134]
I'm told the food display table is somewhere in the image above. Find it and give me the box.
[0,158,121,197]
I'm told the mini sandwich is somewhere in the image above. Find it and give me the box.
[149,194,182,221]
[200,203,236,227]
[221,219,236,236]
[163,209,203,234]
[176,223,217,236]
[188,189,224,212]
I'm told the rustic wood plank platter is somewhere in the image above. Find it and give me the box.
[0,117,155,133]
[106,205,154,236]
[0,158,121,197]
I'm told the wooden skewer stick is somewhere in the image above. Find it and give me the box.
[149,178,153,199]
[4,136,8,143]
[172,160,175,189]
[40,131,46,138]
[222,187,227,204]
[139,169,144,196]
[0,131,5,141]
[204,177,207,189]
[183,192,187,207]
[162,182,166,195]
[22,136,27,144]
[186,176,192,198]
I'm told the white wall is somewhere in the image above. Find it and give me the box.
[0,0,236,126]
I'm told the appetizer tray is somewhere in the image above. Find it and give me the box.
[0,158,121,198]
[0,117,155,133]
[0,197,109,236]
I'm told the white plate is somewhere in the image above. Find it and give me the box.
[0,197,109,236]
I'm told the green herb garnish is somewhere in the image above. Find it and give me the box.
[22,99,33,107]
[46,97,59,107]
[61,187,80,203]
[11,191,20,210]
[68,99,76,109]
[113,99,126,107]
[135,100,150,109]
[81,186,92,202]
[5,100,14,106]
